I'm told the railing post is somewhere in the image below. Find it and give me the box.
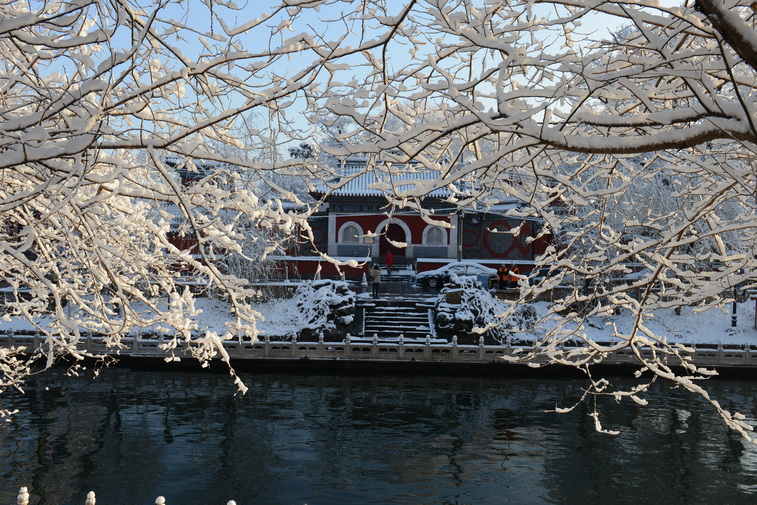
[424,334,431,360]
[317,331,325,356]
[85,491,96,505]
[452,335,458,360]
[718,342,724,364]
[478,335,485,361]
[398,334,405,358]
[155,497,166,505]
[345,333,352,358]
[17,487,29,505]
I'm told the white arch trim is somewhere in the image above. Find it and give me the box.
[338,221,364,243]
[375,218,413,246]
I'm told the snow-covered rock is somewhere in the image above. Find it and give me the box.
[434,275,536,344]
[285,280,355,338]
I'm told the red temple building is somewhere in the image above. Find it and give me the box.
[284,158,551,279]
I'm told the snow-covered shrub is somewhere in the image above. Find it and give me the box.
[435,275,536,344]
[292,280,356,333]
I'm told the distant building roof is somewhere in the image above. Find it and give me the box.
[312,160,450,199]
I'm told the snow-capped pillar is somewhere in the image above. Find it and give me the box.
[85,492,96,505]
[17,487,29,505]
[327,212,337,257]
[450,212,461,260]
[155,497,166,505]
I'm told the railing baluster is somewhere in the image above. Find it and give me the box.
[12,488,237,505]
[17,487,29,505]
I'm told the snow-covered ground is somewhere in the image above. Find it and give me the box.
[0,286,755,346]
[525,300,756,347]
[0,296,321,338]
[254,294,757,346]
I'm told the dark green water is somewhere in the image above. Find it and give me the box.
[2,368,757,505]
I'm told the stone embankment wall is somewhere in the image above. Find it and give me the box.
[2,332,756,370]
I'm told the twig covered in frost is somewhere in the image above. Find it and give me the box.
[1,0,756,439]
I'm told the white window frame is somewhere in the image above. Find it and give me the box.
[423,225,447,246]
[339,221,363,244]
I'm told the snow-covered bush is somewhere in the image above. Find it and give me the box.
[292,280,355,335]
[435,275,536,344]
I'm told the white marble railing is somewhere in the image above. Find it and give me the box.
[2,332,757,368]
[15,487,235,505]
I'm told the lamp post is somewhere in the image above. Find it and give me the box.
[732,286,738,327]
[732,270,745,327]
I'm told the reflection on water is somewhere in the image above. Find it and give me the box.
[1,368,757,505]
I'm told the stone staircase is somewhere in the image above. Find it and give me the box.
[357,299,435,340]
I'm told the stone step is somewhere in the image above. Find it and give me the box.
[361,330,431,339]
[365,315,428,323]
[365,316,428,324]
[365,317,427,322]
[358,302,426,309]
[364,323,430,331]
[365,307,429,314]
[365,308,427,313]
[363,324,430,331]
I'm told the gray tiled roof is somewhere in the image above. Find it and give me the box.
[312,161,450,199]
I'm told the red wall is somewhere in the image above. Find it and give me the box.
[335,214,450,243]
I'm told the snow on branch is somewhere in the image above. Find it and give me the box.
[1,0,757,438]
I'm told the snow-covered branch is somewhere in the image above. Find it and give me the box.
[2,0,757,437]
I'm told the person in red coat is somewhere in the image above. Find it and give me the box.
[385,251,394,276]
